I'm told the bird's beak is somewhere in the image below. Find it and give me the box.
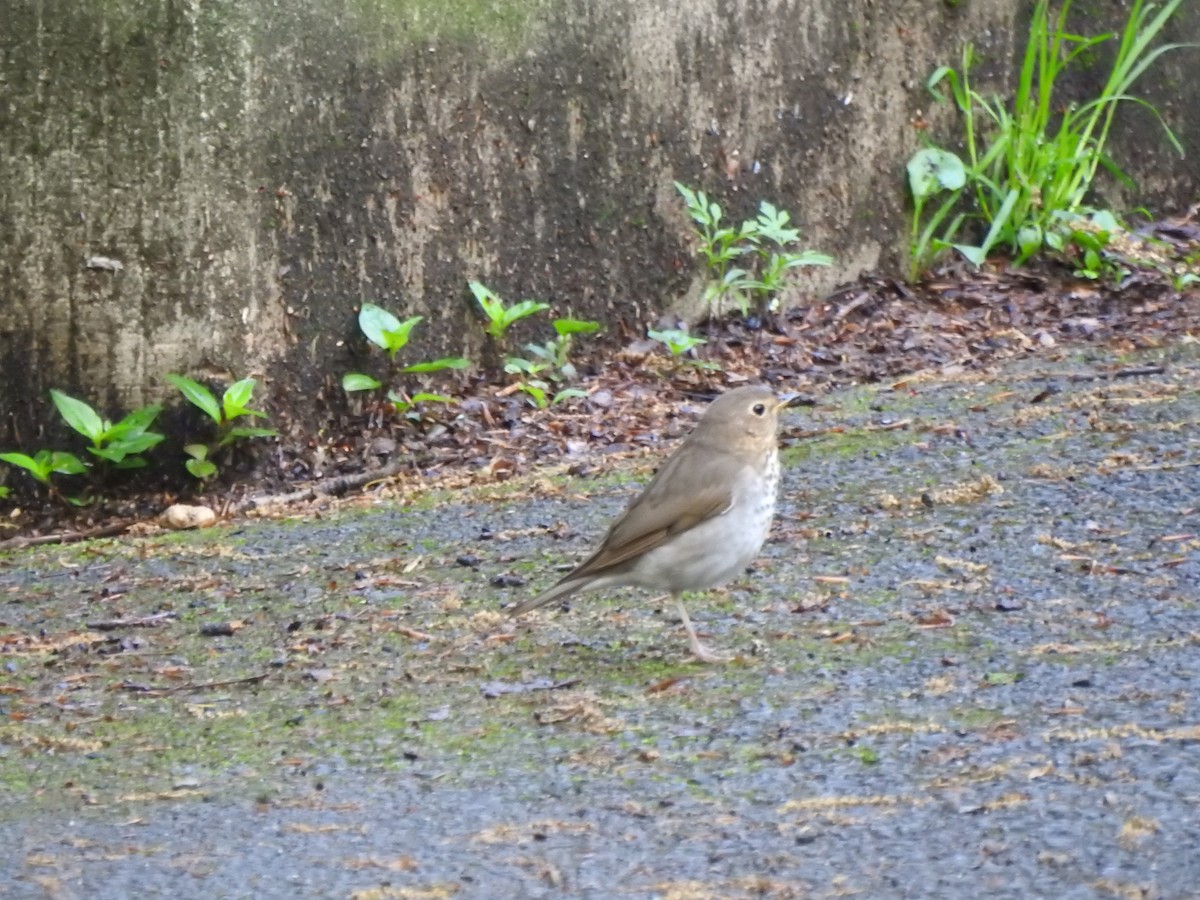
[776,392,809,410]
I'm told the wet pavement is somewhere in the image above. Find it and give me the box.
[1,343,1198,899]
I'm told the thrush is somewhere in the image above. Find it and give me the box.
[511,384,795,663]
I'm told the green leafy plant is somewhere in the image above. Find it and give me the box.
[648,328,707,357]
[522,317,601,381]
[182,444,217,480]
[49,389,164,469]
[504,357,551,379]
[907,0,1190,280]
[675,183,833,317]
[502,357,585,409]
[166,374,276,480]
[0,449,87,487]
[0,388,164,501]
[167,375,275,445]
[515,383,587,410]
[646,327,720,370]
[342,372,384,392]
[470,281,550,345]
[503,317,598,408]
[385,390,455,418]
[343,303,469,399]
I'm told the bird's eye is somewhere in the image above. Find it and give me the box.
[752,403,766,416]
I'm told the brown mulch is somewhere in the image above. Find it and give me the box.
[2,222,1199,546]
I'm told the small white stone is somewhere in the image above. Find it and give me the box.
[162,504,217,530]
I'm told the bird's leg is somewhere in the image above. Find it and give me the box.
[673,594,732,664]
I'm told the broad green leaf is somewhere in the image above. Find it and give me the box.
[50,390,105,442]
[1089,209,1120,233]
[469,281,503,325]
[648,329,705,355]
[522,343,555,362]
[552,388,587,405]
[186,458,217,479]
[1017,225,1043,258]
[1070,230,1105,253]
[382,316,423,356]
[517,382,548,409]
[166,374,221,424]
[183,443,209,461]
[410,392,454,404]
[108,404,163,440]
[500,300,550,331]
[358,303,405,350]
[343,372,383,392]
[552,318,601,336]
[108,432,164,455]
[49,451,87,475]
[504,357,546,376]
[401,357,470,374]
[907,148,966,200]
[953,244,987,266]
[222,378,257,419]
[0,451,51,482]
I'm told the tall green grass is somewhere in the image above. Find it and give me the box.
[908,0,1191,281]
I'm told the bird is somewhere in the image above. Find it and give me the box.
[510,384,796,663]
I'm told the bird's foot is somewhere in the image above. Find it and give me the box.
[673,594,732,664]
[688,638,733,665]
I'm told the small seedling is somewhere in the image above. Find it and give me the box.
[0,388,163,501]
[359,303,423,360]
[344,303,469,395]
[0,449,87,486]
[675,183,832,317]
[648,328,707,357]
[49,389,164,468]
[523,317,601,381]
[342,373,383,392]
[386,390,455,417]
[183,444,217,480]
[470,281,550,344]
[167,375,276,445]
[504,356,552,381]
[512,382,586,410]
[502,357,584,409]
[166,374,276,480]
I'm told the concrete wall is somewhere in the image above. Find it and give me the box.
[2,0,1197,444]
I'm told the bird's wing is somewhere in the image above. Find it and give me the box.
[570,449,741,577]
[509,449,743,617]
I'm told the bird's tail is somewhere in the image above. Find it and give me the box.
[508,576,582,617]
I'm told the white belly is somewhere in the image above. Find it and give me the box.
[624,454,779,593]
